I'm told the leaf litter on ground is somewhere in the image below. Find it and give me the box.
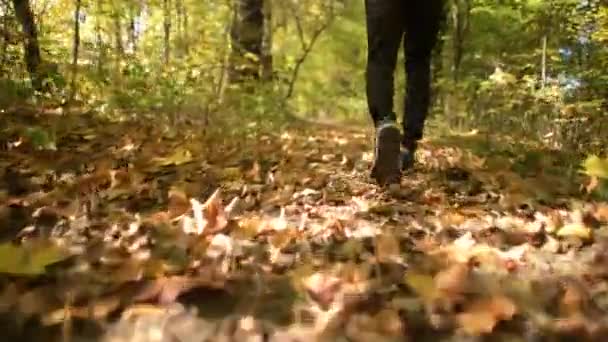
[1,110,608,341]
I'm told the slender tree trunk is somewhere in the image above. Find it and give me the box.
[70,0,81,99]
[541,34,547,88]
[229,0,264,83]
[163,0,171,65]
[451,0,470,83]
[183,2,189,54]
[112,9,123,57]
[95,0,105,76]
[175,0,183,57]
[128,5,137,53]
[1,1,10,72]
[12,0,43,90]
[261,0,273,81]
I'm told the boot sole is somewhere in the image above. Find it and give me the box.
[371,125,402,185]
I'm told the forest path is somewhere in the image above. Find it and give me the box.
[1,108,607,341]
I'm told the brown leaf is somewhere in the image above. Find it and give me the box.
[435,263,470,297]
[0,283,19,313]
[456,295,517,335]
[593,203,608,223]
[134,276,225,305]
[202,189,228,235]
[17,286,61,317]
[76,170,112,196]
[167,188,191,219]
[375,308,405,337]
[42,295,122,325]
[246,161,263,183]
[559,280,589,317]
[375,234,401,263]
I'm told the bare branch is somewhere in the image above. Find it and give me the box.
[284,0,336,100]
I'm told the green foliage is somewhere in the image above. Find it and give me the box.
[24,126,56,150]
[0,0,605,155]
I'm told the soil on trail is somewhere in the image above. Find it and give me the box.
[1,109,608,341]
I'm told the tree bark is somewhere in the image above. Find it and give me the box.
[163,0,171,65]
[128,5,138,53]
[1,0,10,72]
[95,0,105,76]
[175,0,182,56]
[451,0,470,83]
[260,0,273,81]
[541,34,547,88]
[70,0,81,99]
[113,11,123,56]
[12,0,43,90]
[229,0,264,83]
[182,1,189,54]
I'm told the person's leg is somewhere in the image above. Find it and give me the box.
[401,0,445,169]
[365,0,404,125]
[365,0,405,185]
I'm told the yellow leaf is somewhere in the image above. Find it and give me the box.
[403,272,436,301]
[152,147,193,166]
[582,155,608,179]
[0,242,70,276]
[557,223,592,241]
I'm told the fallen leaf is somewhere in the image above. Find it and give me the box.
[42,295,122,325]
[375,234,401,263]
[582,155,608,179]
[152,147,193,167]
[435,263,470,297]
[456,295,517,335]
[0,242,70,276]
[557,223,592,241]
[202,189,228,234]
[304,272,343,310]
[167,188,191,219]
[403,272,436,301]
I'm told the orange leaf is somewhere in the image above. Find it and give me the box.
[456,295,517,335]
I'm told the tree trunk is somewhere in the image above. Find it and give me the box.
[128,5,138,53]
[451,0,470,83]
[183,1,189,54]
[229,0,264,83]
[70,0,81,99]
[1,1,10,72]
[175,0,181,54]
[95,0,105,76]
[163,0,171,65]
[260,0,273,81]
[12,0,43,90]
[541,34,547,88]
[113,15,123,56]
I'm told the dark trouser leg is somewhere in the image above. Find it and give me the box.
[365,0,404,126]
[402,0,444,149]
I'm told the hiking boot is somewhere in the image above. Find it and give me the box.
[371,119,402,185]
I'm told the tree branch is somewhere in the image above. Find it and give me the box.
[284,0,335,100]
